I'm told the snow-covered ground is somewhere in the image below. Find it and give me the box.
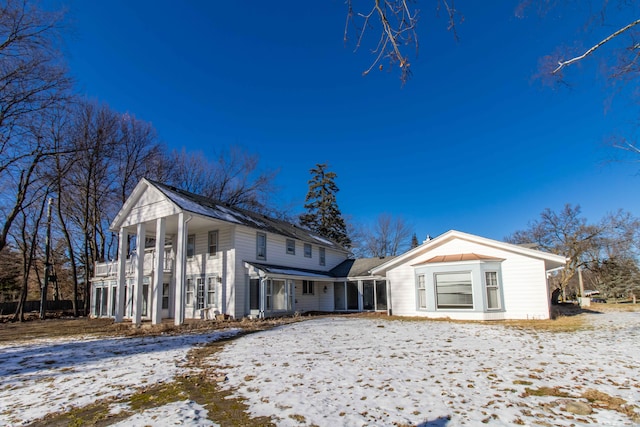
[0,329,240,426]
[212,312,640,426]
[1,312,639,426]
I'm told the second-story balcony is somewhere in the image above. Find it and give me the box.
[94,247,175,278]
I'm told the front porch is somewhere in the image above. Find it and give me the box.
[244,262,388,318]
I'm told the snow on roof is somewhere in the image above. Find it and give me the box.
[149,180,346,251]
[246,262,335,279]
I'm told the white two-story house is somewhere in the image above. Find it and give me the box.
[90,178,391,325]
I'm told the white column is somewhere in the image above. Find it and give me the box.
[151,217,165,325]
[174,213,187,325]
[132,223,145,325]
[115,228,128,322]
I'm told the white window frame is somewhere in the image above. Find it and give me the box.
[186,277,195,306]
[257,232,267,260]
[196,276,206,309]
[319,247,326,266]
[417,274,427,309]
[207,275,217,308]
[485,271,501,310]
[302,280,314,295]
[266,280,272,310]
[304,243,312,258]
[286,239,295,255]
[162,282,170,309]
[187,234,196,258]
[208,230,219,257]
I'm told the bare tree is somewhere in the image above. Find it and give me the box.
[506,204,640,298]
[114,113,163,205]
[0,245,21,302]
[0,0,71,252]
[164,147,279,213]
[11,183,50,321]
[360,213,413,257]
[344,0,461,83]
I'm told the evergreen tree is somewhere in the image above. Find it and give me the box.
[410,233,419,249]
[299,163,351,248]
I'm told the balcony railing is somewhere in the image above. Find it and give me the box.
[94,249,174,278]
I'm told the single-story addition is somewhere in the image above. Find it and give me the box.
[370,230,568,320]
[90,178,391,325]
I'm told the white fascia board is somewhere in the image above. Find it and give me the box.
[371,229,568,274]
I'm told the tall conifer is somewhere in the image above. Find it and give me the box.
[299,163,351,248]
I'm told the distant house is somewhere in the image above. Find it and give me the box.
[90,178,390,325]
[370,230,567,320]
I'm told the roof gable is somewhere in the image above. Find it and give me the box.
[110,179,181,230]
[372,230,567,274]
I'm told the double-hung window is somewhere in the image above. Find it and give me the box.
[162,282,170,309]
[207,276,217,308]
[417,274,427,309]
[187,234,196,258]
[208,230,218,257]
[485,271,501,310]
[302,280,314,295]
[286,239,295,255]
[256,232,267,260]
[304,243,312,258]
[186,277,195,306]
[319,247,326,266]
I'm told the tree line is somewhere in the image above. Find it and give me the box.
[0,0,279,320]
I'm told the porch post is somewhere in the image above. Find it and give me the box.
[174,213,188,325]
[151,217,165,325]
[259,278,266,319]
[132,223,145,325]
[115,227,127,322]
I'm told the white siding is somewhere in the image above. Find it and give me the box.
[181,225,236,319]
[122,187,179,227]
[388,238,551,320]
[234,228,346,271]
[293,281,319,312]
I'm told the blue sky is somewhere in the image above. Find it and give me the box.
[50,0,639,241]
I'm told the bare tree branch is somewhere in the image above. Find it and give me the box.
[552,18,640,74]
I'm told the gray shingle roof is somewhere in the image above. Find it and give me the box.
[149,180,347,252]
[330,256,395,278]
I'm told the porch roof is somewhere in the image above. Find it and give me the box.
[330,257,395,278]
[245,262,335,281]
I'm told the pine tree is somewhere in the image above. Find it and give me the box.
[410,233,419,249]
[299,163,351,248]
